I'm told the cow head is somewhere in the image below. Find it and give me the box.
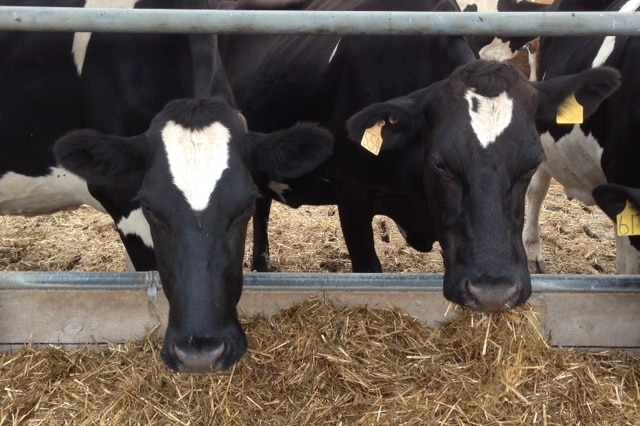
[54,96,333,372]
[347,60,620,312]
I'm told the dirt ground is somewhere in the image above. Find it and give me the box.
[0,180,617,274]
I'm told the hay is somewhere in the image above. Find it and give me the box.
[1,297,638,425]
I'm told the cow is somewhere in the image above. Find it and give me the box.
[345,61,618,310]
[0,0,234,272]
[522,0,640,274]
[53,96,334,372]
[222,0,620,308]
[0,1,335,372]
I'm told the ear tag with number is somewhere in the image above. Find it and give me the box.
[616,200,640,236]
[360,120,385,156]
[556,93,584,124]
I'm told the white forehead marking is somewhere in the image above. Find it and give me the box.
[592,0,640,68]
[72,0,138,75]
[162,120,231,211]
[464,89,513,148]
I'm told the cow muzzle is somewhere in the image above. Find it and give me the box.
[162,331,248,373]
[450,276,530,312]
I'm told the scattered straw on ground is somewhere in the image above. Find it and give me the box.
[0,180,618,274]
[0,297,638,425]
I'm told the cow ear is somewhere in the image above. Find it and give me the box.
[248,122,333,181]
[53,129,147,187]
[593,183,640,221]
[534,66,621,124]
[347,96,426,154]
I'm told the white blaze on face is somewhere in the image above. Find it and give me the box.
[592,0,640,68]
[162,120,231,212]
[72,0,138,74]
[464,89,514,148]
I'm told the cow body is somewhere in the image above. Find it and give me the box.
[522,0,640,274]
[0,0,234,270]
[221,0,479,274]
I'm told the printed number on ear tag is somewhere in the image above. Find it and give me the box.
[556,93,584,124]
[617,200,640,236]
[360,120,385,156]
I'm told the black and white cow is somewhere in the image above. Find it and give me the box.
[0,0,234,271]
[223,0,620,309]
[345,61,618,310]
[1,1,335,371]
[221,0,480,274]
[522,0,640,274]
[53,96,333,372]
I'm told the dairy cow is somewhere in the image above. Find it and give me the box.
[1,1,335,371]
[54,97,333,372]
[345,60,618,310]
[522,0,639,274]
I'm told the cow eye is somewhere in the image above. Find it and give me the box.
[433,159,449,174]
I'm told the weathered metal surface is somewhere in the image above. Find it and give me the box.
[0,8,638,36]
[0,272,638,351]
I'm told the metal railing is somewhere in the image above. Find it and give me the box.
[0,7,638,36]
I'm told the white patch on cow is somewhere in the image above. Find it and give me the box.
[464,89,513,148]
[538,126,606,205]
[72,0,138,74]
[592,36,616,68]
[328,38,341,64]
[479,38,518,62]
[268,181,290,203]
[592,0,640,68]
[455,0,498,12]
[0,167,105,215]
[117,207,154,249]
[162,121,231,212]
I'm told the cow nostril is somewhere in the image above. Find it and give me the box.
[465,280,520,312]
[172,340,227,373]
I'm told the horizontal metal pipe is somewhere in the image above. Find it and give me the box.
[0,7,638,36]
[0,272,638,293]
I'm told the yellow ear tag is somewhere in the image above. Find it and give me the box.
[556,93,584,124]
[616,200,640,236]
[360,120,385,156]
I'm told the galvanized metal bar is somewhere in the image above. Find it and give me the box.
[0,7,638,36]
[0,272,638,293]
